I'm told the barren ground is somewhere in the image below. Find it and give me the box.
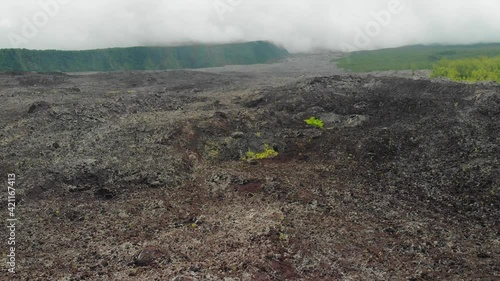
[1,54,499,280]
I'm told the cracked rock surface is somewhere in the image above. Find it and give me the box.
[1,60,499,280]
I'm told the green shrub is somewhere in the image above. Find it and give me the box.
[304,117,324,129]
[431,56,500,83]
[243,144,278,161]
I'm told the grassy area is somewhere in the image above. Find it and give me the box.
[336,43,500,72]
[431,56,500,83]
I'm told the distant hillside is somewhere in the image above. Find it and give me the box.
[337,43,500,72]
[0,41,289,72]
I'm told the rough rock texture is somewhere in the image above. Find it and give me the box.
[0,66,499,280]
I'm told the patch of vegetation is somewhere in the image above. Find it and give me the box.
[304,117,324,129]
[0,41,288,72]
[243,144,278,161]
[431,56,500,83]
[336,43,500,72]
[204,141,221,159]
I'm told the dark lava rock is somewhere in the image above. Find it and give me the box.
[133,247,169,266]
[94,188,116,200]
[28,101,51,114]
[65,210,85,222]
[231,131,245,139]
[212,111,227,119]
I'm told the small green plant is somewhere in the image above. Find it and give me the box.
[305,117,324,129]
[204,141,220,159]
[491,186,499,195]
[278,225,288,242]
[279,232,287,241]
[243,144,278,161]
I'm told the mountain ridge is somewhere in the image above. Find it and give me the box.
[0,41,288,72]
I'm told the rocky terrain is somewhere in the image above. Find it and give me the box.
[1,54,499,280]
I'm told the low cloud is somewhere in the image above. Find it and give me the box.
[1,0,500,52]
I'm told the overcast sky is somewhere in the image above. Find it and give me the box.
[1,0,500,52]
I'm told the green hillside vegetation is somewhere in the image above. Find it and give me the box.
[431,56,500,83]
[337,43,500,72]
[0,41,288,72]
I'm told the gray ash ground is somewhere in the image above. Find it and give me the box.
[0,54,499,280]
